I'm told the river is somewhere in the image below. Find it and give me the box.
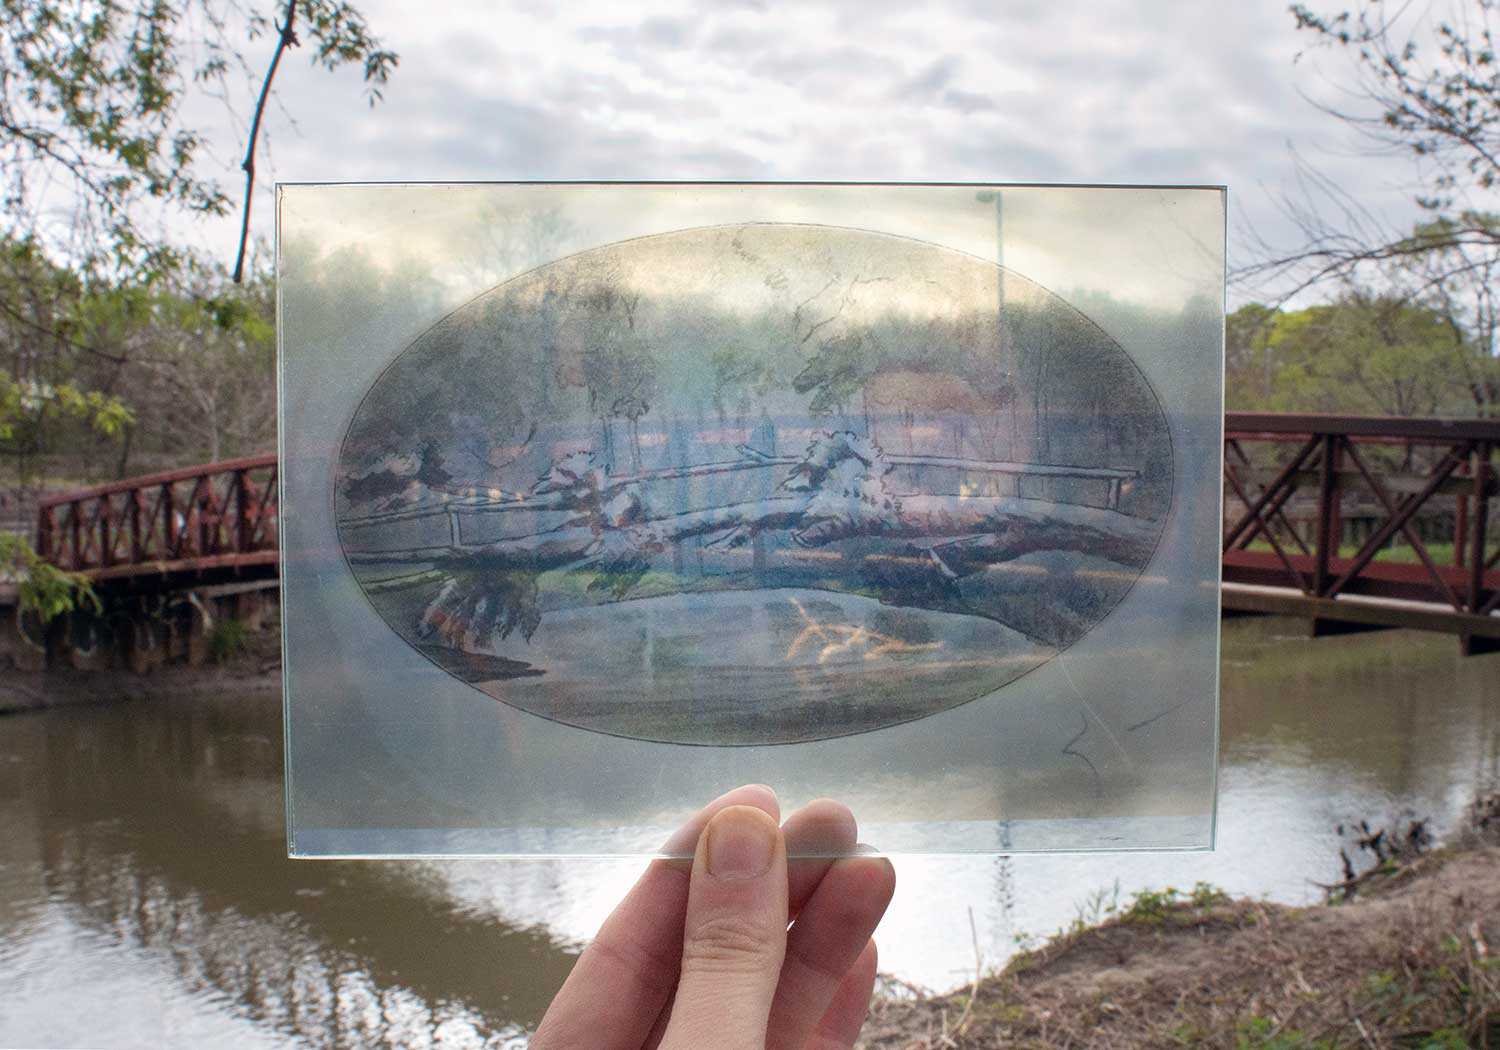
[1,616,1496,1047]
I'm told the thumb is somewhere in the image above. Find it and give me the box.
[659,804,788,1050]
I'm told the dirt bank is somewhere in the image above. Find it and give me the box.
[861,805,1500,1049]
[0,611,281,714]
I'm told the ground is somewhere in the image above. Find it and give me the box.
[0,603,281,714]
[860,802,1500,1049]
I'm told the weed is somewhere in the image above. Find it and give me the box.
[1233,1016,1335,1049]
[209,617,249,664]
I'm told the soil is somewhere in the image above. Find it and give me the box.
[0,611,281,715]
[860,808,1500,1049]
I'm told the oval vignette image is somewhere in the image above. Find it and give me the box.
[333,223,1173,746]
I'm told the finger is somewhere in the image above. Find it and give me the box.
[659,805,789,1050]
[783,798,858,917]
[531,785,779,1050]
[641,986,674,1050]
[657,784,780,858]
[643,799,859,1050]
[765,852,895,1050]
[806,939,879,1050]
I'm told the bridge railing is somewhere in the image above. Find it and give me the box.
[1222,413,1498,626]
[23,415,1499,638]
[35,453,279,577]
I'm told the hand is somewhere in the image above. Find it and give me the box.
[531,784,897,1050]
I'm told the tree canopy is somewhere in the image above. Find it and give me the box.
[0,1,395,502]
[1226,294,1493,416]
[1237,1,1500,415]
[0,0,395,281]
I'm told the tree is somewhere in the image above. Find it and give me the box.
[0,0,397,496]
[0,237,134,493]
[1239,1,1500,414]
[1225,302,1279,408]
[0,0,396,282]
[1226,295,1481,417]
[1257,1,1500,291]
[573,271,656,473]
[1399,216,1500,412]
[93,264,278,467]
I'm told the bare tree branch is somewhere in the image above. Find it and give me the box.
[232,0,299,284]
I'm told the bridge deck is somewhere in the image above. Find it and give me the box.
[15,413,1498,654]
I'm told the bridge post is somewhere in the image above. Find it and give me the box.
[163,482,177,556]
[1313,433,1341,598]
[167,593,212,667]
[98,496,112,568]
[236,469,252,553]
[62,608,109,671]
[1469,442,1492,617]
[36,506,53,561]
[1455,488,1469,568]
[1,605,49,672]
[129,489,143,562]
[70,501,82,570]
[123,609,163,675]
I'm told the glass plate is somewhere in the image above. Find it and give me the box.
[277,182,1223,857]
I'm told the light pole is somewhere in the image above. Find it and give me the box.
[975,189,1004,325]
[976,189,1019,459]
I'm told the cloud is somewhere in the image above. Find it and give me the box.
[191,0,1432,305]
[895,55,963,101]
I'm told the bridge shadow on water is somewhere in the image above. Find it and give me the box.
[0,693,578,1048]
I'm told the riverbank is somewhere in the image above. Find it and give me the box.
[859,797,1500,1049]
[0,606,281,714]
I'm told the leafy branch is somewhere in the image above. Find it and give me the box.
[0,532,100,623]
[231,0,395,281]
[0,1,397,283]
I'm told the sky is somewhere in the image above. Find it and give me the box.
[279,182,1225,313]
[193,0,1436,307]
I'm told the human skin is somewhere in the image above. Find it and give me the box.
[530,785,898,1050]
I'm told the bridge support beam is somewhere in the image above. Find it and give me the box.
[1462,633,1500,657]
[1310,617,1397,639]
[1223,582,1500,655]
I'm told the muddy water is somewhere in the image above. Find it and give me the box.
[1,618,1496,1047]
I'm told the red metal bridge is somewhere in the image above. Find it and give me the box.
[22,413,1500,655]
[34,453,279,593]
[1221,413,1498,655]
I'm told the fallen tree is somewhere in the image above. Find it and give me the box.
[345,431,1160,650]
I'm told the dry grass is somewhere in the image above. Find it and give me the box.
[861,799,1500,1049]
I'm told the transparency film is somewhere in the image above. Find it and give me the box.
[278,182,1224,857]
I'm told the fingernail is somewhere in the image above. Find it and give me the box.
[660,784,778,855]
[705,806,777,880]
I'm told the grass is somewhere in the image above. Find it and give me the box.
[859,794,1500,1050]
[208,617,249,664]
[1243,537,1467,566]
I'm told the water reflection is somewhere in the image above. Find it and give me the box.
[1,618,1498,1047]
[0,697,576,1048]
[876,618,1500,988]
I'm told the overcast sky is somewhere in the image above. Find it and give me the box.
[205,0,1434,306]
